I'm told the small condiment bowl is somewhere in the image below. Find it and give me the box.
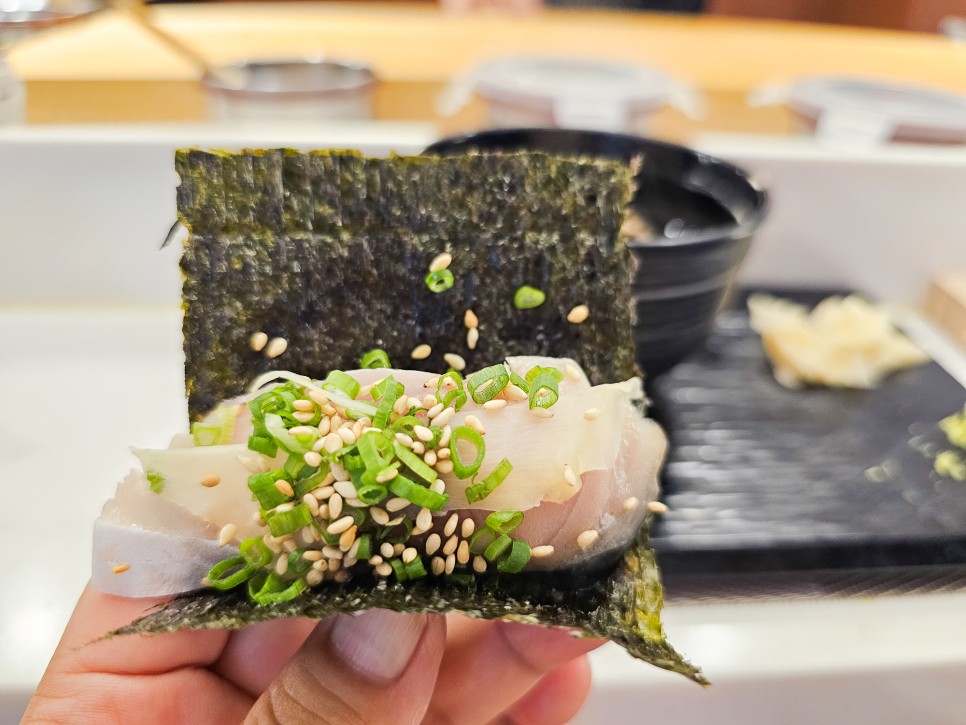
[424,128,768,379]
[202,59,377,122]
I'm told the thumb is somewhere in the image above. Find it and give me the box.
[246,609,446,725]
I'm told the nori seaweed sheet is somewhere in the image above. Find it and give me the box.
[165,148,702,683]
[114,529,706,684]
[178,149,637,420]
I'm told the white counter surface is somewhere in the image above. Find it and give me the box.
[4,308,966,724]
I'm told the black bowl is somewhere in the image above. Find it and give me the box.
[424,128,768,378]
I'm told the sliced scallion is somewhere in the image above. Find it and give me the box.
[485,509,524,535]
[527,370,560,410]
[355,534,372,561]
[450,425,485,479]
[372,377,401,429]
[393,441,438,484]
[247,434,278,458]
[425,268,455,293]
[466,365,509,404]
[360,348,392,369]
[497,539,531,573]
[388,474,449,510]
[436,371,468,410]
[250,572,307,605]
[465,458,513,504]
[207,556,255,590]
[483,534,512,562]
[322,370,361,399]
[240,536,273,567]
[404,556,427,579]
[263,503,313,537]
[356,483,389,505]
[390,557,409,581]
[513,285,545,310]
[248,470,291,509]
[146,469,165,495]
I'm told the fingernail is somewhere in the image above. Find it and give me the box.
[330,609,427,681]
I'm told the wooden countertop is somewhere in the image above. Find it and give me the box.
[7,3,966,137]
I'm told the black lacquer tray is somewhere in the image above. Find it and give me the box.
[650,289,966,578]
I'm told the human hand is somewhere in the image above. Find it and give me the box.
[24,585,602,724]
[441,0,543,15]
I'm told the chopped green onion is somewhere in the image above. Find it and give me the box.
[390,557,409,581]
[283,453,307,479]
[508,372,530,394]
[293,463,331,498]
[446,572,476,587]
[207,556,255,590]
[372,377,401,429]
[483,534,512,562]
[248,470,291,509]
[360,348,391,369]
[263,503,313,537]
[388,475,449,510]
[341,505,368,528]
[322,370,361,399]
[425,268,455,293]
[392,415,422,435]
[514,285,545,310]
[356,483,389,505]
[466,364,509,404]
[355,534,372,561]
[468,526,498,555]
[527,370,560,410]
[250,572,307,605]
[436,371,468,410]
[525,365,564,385]
[450,425,485,479]
[240,536,273,567]
[372,376,404,402]
[381,517,414,544]
[486,509,524,535]
[264,413,314,455]
[191,404,238,446]
[146,469,165,495]
[247,434,278,458]
[358,430,395,472]
[404,557,428,579]
[287,549,313,576]
[465,458,513,504]
[393,441,438,484]
[497,540,531,573]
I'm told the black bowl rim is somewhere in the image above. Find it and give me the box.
[423,128,769,250]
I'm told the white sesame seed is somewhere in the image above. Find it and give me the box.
[317,503,329,519]
[314,485,335,500]
[218,523,238,547]
[387,516,405,527]
[467,328,479,350]
[293,398,314,412]
[322,403,338,416]
[370,507,390,525]
[265,337,288,359]
[531,407,554,419]
[302,549,324,561]
[200,473,221,488]
[338,427,357,445]
[331,462,350,481]
[443,535,459,556]
[583,408,602,421]
[292,411,315,423]
[386,497,410,512]
[394,434,414,450]
[275,556,289,576]
[416,507,433,531]
[408,396,423,410]
[483,399,508,411]
[473,555,487,573]
[313,559,329,573]
[427,402,445,419]
[426,533,442,555]
[328,493,343,519]
[322,545,344,560]
[439,426,453,447]
[424,450,438,467]
[505,384,528,402]
[432,556,446,576]
[531,545,555,559]
[435,460,454,474]
[253,511,266,526]
[402,547,418,564]
[464,415,486,435]
[461,518,476,538]
[444,353,467,371]
[464,309,479,329]
[567,304,590,324]
[444,513,459,538]
[273,477,294,497]
[422,394,437,408]
[445,554,456,575]
[275,502,294,513]
[250,331,269,352]
[380,542,395,558]
[414,425,434,442]
[303,451,323,468]
[331,562,345,576]
[301,494,319,516]
[316,419,331,439]
[577,530,600,549]
[334,481,358,499]
[307,389,329,405]
[648,501,669,514]
[325,516,355,534]
[338,525,357,550]
[306,569,324,587]
[357,384,374,400]
[433,407,456,427]
[411,344,432,360]
[430,479,447,494]
[394,396,411,416]
[323,433,343,453]
[457,540,471,564]
[375,467,398,483]
[429,252,453,273]
[563,464,578,487]
[346,499,368,510]
[424,375,441,389]
[369,555,384,566]
[348,538,362,560]
[393,543,406,556]
[343,556,358,569]
[282,538,297,553]
[375,562,392,577]
[435,447,451,460]
[287,425,313,437]
[412,441,427,454]
[301,525,319,544]
[565,363,582,382]
[623,496,641,512]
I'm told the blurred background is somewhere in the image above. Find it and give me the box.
[4,2,966,724]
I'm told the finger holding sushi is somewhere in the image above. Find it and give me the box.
[25,585,596,725]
